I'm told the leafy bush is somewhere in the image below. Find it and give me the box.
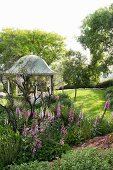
[9,161,50,170]
[35,139,70,161]
[10,148,113,170]
[17,118,70,164]
[0,106,8,126]
[53,148,111,170]
[65,118,93,145]
[96,79,113,88]
[58,93,72,107]
[0,126,20,169]
[94,119,113,136]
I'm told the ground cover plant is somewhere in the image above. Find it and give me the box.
[9,148,113,170]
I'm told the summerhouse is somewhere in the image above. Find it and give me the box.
[5,55,56,96]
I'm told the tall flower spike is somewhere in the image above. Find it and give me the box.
[68,108,74,123]
[56,102,61,117]
[104,100,110,109]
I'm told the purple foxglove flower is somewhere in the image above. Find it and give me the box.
[22,124,29,136]
[61,125,67,135]
[30,121,38,135]
[16,107,21,117]
[56,103,61,117]
[68,109,74,123]
[26,111,31,118]
[104,100,110,109]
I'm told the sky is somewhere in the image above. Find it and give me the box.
[0,0,113,53]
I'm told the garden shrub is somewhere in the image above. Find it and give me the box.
[17,118,70,164]
[0,126,20,169]
[35,138,70,161]
[53,148,111,170]
[58,93,72,108]
[0,106,8,126]
[96,79,113,88]
[9,161,50,170]
[65,118,93,145]
[10,148,113,170]
[94,119,113,136]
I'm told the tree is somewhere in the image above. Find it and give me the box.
[0,28,66,68]
[63,51,89,101]
[78,4,113,74]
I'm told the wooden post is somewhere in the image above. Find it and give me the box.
[50,75,53,95]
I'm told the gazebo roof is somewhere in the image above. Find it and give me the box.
[5,55,56,76]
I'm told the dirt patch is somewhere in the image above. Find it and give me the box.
[73,133,113,150]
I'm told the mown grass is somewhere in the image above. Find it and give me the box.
[57,89,111,119]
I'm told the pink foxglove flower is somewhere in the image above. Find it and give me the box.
[68,109,74,123]
[56,103,61,117]
[60,139,64,145]
[33,112,37,118]
[26,111,31,118]
[30,120,38,135]
[23,124,29,136]
[104,100,110,109]
[61,125,67,135]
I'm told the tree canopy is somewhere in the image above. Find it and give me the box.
[0,28,66,69]
[62,51,89,100]
[78,4,113,73]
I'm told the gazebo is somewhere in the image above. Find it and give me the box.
[5,55,56,96]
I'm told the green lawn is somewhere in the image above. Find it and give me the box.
[57,89,111,119]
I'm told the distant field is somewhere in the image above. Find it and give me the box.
[57,89,111,119]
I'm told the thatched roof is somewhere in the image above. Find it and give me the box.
[5,55,56,76]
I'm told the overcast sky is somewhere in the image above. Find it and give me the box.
[0,0,113,52]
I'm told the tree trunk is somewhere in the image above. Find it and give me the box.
[74,88,77,102]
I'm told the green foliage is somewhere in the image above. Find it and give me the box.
[0,126,20,169]
[0,106,8,126]
[17,118,70,164]
[10,148,113,170]
[54,148,110,170]
[0,83,3,92]
[105,86,113,108]
[96,119,113,136]
[65,118,93,145]
[0,28,66,68]
[35,139,70,161]
[78,4,113,73]
[63,51,89,89]
[96,79,113,88]
[9,161,50,170]
[58,93,72,108]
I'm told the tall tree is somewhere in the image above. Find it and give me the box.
[78,4,113,74]
[63,51,89,101]
[0,28,66,68]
